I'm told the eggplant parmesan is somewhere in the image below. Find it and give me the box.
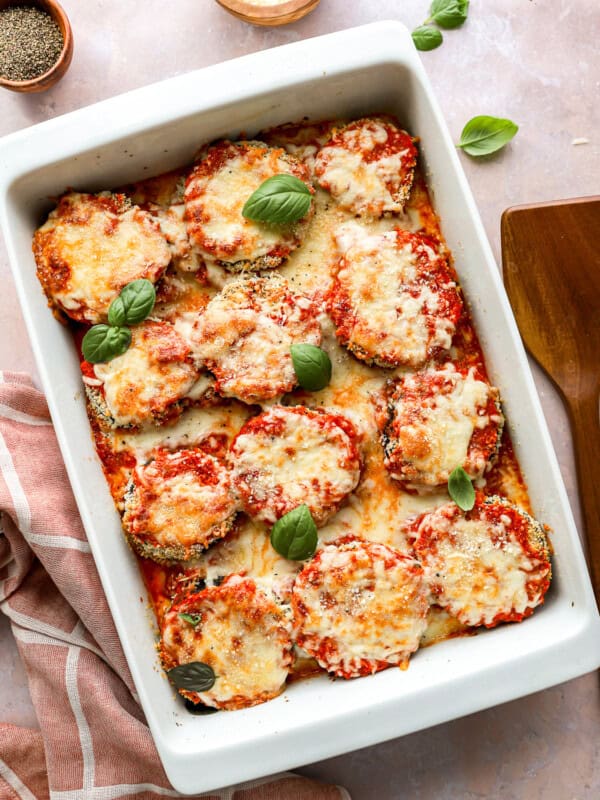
[82,319,202,429]
[33,192,171,323]
[184,140,313,271]
[411,495,551,628]
[33,114,552,712]
[314,117,417,217]
[230,405,361,526]
[292,538,429,678]
[160,575,293,710]
[380,363,504,490]
[327,222,463,368]
[122,447,238,563]
[185,274,322,404]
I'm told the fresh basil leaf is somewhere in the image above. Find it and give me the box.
[179,613,201,627]
[270,504,318,561]
[107,296,126,327]
[412,26,443,51]
[168,661,216,692]
[116,279,156,325]
[458,115,519,157]
[448,466,476,511]
[429,0,469,28]
[184,698,218,715]
[242,174,312,224]
[81,325,131,364]
[291,344,332,392]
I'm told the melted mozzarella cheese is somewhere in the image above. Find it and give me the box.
[185,143,310,267]
[392,365,494,485]
[279,189,421,297]
[315,120,412,216]
[34,193,170,323]
[162,577,292,709]
[198,517,300,609]
[417,506,547,627]
[125,451,237,551]
[333,223,456,366]
[293,540,429,677]
[187,275,322,403]
[231,407,360,525]
[93,321,198,427]
[141,473,230,544]
[111,402,251,459]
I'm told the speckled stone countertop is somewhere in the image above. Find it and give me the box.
[1,1,599,797]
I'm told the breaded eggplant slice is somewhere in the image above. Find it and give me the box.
[33,191,170,323]
[186,274,322,404]
[184,140,314,271]
[160,575,293,710]
[313,116,418,216]
[81,319,203,430]
[229,405,361,527]
[410,494,552,628]
[327,222,463,368]
[292,538,429,678]
[122,447,238,563]
[379,363,504,490]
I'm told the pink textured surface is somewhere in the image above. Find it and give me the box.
[0,1,598,797]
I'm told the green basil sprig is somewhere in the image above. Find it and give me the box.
[242,174,312,224]
[448,466,476,511]
[179,613,201,627]
[458,115,519,157]
[412,26,443,51]
[167,661,216,692]
[412,0,468,50]
[270,504,318,561]
[291,344,332,392]
[81,325,131,364]
[82,279,156,364]
[427,0,469,29]
[108,279,156,326]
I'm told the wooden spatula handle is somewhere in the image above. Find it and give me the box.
[564,382,600,609]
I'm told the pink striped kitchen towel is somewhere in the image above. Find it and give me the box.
[0,372,350,800]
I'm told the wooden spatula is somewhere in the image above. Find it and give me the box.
[502,196,600,608]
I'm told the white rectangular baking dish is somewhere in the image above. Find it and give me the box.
[1,21,598,795]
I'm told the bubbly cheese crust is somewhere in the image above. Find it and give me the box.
[411,496,551,628]
[381,363,504,489]
[122,448,238,563]
[184,140,313,270]
[314,117,417,217]
[292,538,429,678]
[229,405,361,526]
[160,575,293,710]
[33,192,171,323]
[186,274,322,404]
[327,223,463,368]
[83,320,200,429]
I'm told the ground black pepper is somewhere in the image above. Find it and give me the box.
[0,5,64,81]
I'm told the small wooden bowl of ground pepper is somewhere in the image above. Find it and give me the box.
[0,0,73,92]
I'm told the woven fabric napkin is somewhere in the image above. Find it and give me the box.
[0,372,349,800]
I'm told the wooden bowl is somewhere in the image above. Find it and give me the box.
[216,0,320,27]
[0,0,73,93]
